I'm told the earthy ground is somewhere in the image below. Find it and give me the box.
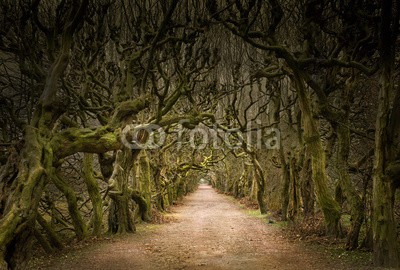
[31,185,380,270]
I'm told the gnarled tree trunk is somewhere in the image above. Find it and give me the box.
[294,72,342,236]
[250,152,267,214]
[107,149,137,234]
[0,127,46,269]
[372,0,400,267]
[336,123,363,250]
[50,167,88,239]
[137,151,152,221]
[330,80,364,250]
[83,154,103,236]
[300,157,314,219]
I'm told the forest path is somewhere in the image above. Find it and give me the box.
[39,185,366,270]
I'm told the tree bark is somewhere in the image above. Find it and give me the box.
[288,156,300,221]
[50,168,88,240]
[107,149,138,234]
[294,72,342,236]
[137,151,152,221]
[83,154,103,236]
[280,161,290,221]
[0,127,46,269]
[326,79,364,250]
[250,153,267,214]
[36,214,63,250]
[336,123,363,250]
[372,64,399,266]
[372,0,400,266]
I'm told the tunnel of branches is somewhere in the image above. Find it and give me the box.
[0,0,399,269]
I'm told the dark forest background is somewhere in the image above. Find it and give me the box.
[0,0,399,269]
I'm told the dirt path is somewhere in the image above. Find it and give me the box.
[37,185,371,270]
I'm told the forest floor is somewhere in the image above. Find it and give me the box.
[30,185,385,270]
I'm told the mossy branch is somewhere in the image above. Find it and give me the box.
[130,190,150,222]
[49,169,87,239]
[51,127,121,158]
[109,96,151,127]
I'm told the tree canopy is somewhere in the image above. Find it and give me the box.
[0,0,399,268]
